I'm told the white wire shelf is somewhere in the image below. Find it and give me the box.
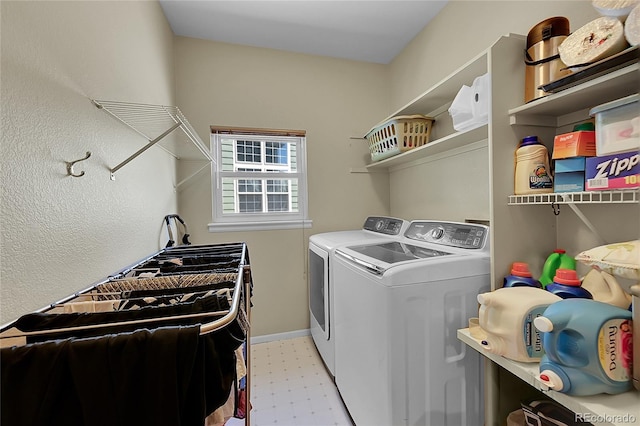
[93,100,213,180]
[508,190,639,205]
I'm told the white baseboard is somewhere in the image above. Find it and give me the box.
[250,328,310,345]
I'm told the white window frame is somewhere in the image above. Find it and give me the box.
[209,130,311,232]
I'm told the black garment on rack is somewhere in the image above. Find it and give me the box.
[13,292,245,348]
[116,289,218,311]
[1,325,235,426]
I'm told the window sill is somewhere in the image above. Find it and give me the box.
[208,219,313,233]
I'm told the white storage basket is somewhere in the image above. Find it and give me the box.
[365,114,434,162]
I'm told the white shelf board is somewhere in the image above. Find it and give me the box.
[366,125,488,170]
[369,50,488,126]
[508,64,639,127]
[458,328,640,426]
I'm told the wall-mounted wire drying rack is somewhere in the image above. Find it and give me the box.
[93,99,215,186]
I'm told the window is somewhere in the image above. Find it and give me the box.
[209,127,311,232]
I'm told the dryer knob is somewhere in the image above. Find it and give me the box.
[431,227,444,240]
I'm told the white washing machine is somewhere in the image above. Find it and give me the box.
[333,220,490,426]
[308,216,408,378]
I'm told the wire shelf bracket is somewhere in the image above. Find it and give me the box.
[93,99,214,183]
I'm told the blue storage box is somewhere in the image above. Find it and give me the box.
[554,157,586,193]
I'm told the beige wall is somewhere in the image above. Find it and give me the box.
[173,38,391,336]
[387,1,600,223]
[1,1,178,323]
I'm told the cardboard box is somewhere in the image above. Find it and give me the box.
[585,151,640,191]
[552,131,596,159]
[554,157,586,193]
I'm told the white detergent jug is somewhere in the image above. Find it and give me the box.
[514,136,553,195]
[580,269,632,310]
[477,287,561,362]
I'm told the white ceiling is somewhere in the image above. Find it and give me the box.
[159,0,449,64]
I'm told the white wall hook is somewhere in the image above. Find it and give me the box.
[66,151,92,177]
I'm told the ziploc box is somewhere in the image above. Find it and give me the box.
[552,130,596,159]
[585,151,640,191]
[554,157,586,193]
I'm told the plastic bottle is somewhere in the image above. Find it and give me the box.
[477,287,561,362]
[573,122,595,132]
[581,269,632,309]
[546,269,593,299]
[503,262,542,288]
[534,299,633,395]
[514,136,553,195]
[539,249,576,288]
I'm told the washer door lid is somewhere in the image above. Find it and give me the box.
[346,241,451,264]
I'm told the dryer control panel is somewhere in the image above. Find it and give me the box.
[405,221,488,250]
[362,217,406,235]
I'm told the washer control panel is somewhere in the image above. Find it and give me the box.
[406,221,488,249]
[362,216,405,235]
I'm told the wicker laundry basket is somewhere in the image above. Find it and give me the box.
[365,114,434,162]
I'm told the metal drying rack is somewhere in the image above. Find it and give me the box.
[0,242,253,425]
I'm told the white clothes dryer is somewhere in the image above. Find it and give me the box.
[333,220,490,426]
[308,216,408,378]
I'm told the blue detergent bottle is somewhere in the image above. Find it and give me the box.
[503,262,542,288]
[546,269,592,299]
[533,299,633,396]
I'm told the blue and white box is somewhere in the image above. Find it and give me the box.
[554,157,586,193]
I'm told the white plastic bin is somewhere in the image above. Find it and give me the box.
[590,94,639,156]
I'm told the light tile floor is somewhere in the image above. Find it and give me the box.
[227,336,353,426]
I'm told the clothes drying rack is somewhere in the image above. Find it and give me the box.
[0,242,253,426]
